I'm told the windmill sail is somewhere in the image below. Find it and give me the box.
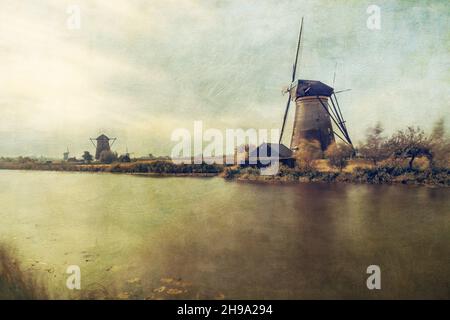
[279,17,303,144]
[278,18,353,151]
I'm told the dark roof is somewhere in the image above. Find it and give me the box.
[249,143,293,159]
[96,134,110,140]
[292,80,334,98]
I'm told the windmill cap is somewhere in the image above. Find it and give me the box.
[291,80,334,99]
[96,134,110,140]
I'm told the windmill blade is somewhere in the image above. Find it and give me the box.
[329,95,346,131]
[279,17,304,144]
[315,96,352,146]
[330,94,347,132]
[291,17,304,82]
[331,94,353,146]
[330,63,353,145]
[332,62,337,87]
[333,130,351,145]
[334,89,352,94]
[279,93,292,143]
[327,100,341,128]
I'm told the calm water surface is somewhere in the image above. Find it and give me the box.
[0,170,449,299]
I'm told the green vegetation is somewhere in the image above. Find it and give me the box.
[82,151,93,163]
[108,161,223,175]
[99,150,118,164]
[0,158,225,176]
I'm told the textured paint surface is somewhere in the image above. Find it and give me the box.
[0,1,448,157]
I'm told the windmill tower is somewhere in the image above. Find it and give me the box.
[279,18,353,153]
[90,134,117,160]
[63,147,70,161]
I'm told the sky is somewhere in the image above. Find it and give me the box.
[0,0,449,158]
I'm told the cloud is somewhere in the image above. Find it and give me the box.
[0,0,448,157]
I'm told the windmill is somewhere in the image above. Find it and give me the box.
[63,147,70,161]
[279,18,353,152]
[90,134,117,160]
[124,146,134,158]
[119,146,134,162]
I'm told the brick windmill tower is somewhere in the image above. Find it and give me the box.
[279,18,353,153]
[90,134,116,160]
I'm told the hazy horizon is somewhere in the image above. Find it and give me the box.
[1,0,449,158]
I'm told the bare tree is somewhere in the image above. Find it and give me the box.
[387,126,432,169]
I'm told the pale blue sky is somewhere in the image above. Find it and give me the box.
[0,0,449,157]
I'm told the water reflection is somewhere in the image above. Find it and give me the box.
[0,170,449,299]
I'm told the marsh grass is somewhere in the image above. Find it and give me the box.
[0,244,47,299]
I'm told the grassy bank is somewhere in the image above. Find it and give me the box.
[1,159,448,186]
[0,160,224,176]
[222,165,450,187]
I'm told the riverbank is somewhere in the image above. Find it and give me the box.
[0,160,223,176]
[0,159,449,187]
[223,165,450,187]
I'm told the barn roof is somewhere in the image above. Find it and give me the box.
[291,79,334,98]
[249,143,293,159]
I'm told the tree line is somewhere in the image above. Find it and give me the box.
[296,119,449,171]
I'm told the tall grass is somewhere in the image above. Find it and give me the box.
[0,244,47,299]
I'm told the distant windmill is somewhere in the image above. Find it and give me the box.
[120,146,134,161]
[125,146,134,157]
[279,18,353,152]
[90,134,117,160]
[63,147,70,161]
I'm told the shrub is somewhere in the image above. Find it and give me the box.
[99,150,118,164]
[82,151,93,163]
[325,143,353,171]
[222,166,241,179]
[294,139,322,170]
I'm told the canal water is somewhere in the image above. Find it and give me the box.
[0,170,449,299]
